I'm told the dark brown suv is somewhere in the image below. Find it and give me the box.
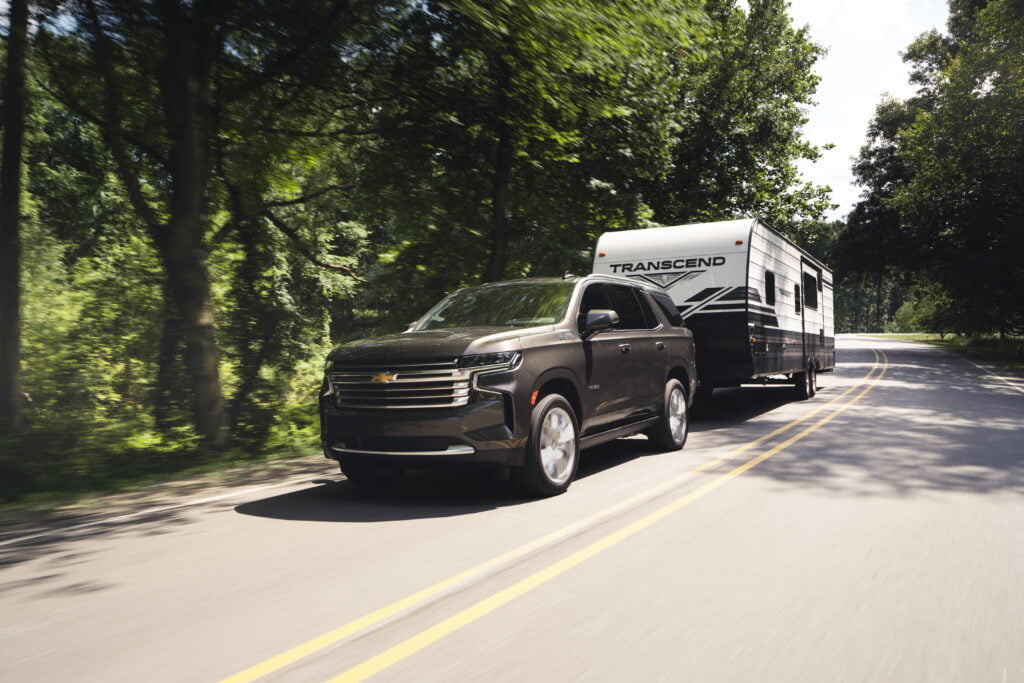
[320,274,697,496]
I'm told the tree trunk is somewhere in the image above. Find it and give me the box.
[0,0,29,430]
[483,57,513,283]
[153,285,183,432]
[156,2,228,448]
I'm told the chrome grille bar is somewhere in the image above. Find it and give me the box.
[328,358,471,409]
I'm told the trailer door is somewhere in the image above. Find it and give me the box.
[799,259,824,367]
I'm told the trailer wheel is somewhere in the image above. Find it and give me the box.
[646,379,689,451]
[794,365,816,400]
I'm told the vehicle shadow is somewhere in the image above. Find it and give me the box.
[232,441,660,524]
[232,386,818,524]
[690,385,801,432]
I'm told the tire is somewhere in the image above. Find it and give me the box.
[338,460,405,489]
[512,393,579,497]
[646,379,689,451]
[793,365,816,400]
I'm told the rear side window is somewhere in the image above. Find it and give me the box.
[633,290,660,329]
[606,285,649,330]
[764,271,776,306]
[651,292,684,327]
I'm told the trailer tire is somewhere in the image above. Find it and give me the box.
[794,365,816,400]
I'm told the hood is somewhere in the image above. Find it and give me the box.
[329,325,553,363]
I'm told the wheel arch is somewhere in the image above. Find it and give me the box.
[533,371,583,421]
[667,365,692,399]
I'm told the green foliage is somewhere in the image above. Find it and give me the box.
[888,283,958,336]
[837,0,1024,335]
[647,0,834,229]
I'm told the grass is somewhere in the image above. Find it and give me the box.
[0,443,322,519]
[869,333,1024,377]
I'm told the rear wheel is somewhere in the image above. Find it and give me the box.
[794,365,816,400]
[512,393,579,497]
[339,460,405,489]
[646,379,689,451]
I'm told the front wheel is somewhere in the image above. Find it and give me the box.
[512,393,579,497]
[646,379,689,451]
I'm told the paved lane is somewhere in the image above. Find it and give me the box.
[1,337,1021,681]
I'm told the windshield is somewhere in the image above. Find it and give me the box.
[415,282,574,330]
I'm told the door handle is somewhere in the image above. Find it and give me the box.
[618,344,631,354]
[656,341,666,350]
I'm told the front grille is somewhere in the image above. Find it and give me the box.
[329,358,470,409]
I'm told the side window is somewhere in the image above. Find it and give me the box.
[606,285,648,330]
[803,272,818,309]
[764,271,776,306]
[651,292,684,327]
[579,284,611,315]
[794,284,802,314]
[633,290,660,329]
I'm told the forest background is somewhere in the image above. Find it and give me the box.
[0,0,1020,501]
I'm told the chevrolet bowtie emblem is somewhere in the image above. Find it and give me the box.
[371,371,398,383]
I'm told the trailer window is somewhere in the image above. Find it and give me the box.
[650,292,684,327]
[803,272,818,309]
[794,284,802,314]
[764,271,776,306]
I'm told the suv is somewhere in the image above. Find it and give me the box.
[320,274,697,496]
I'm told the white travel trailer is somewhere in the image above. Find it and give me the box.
[592,218,835,399]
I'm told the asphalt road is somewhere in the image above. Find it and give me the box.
[2,336,1022,682]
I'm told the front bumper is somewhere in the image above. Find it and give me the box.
[319,387,528,468]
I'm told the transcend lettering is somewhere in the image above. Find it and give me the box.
[610,257,726,273]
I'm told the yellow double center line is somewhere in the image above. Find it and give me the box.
[225,349,887,683]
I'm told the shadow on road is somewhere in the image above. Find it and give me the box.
[232,439,662,523]
[231,389,803,525]
[740,341,1024,497]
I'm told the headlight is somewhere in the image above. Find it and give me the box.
[458,351,521,370]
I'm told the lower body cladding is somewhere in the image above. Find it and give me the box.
[690,319,836,387]
[319,395,528,469]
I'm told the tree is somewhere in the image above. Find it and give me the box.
[345,0,708,322]
[894,0,1024,335]
[35,0,383,446]
[647,0,833,230]
[0,0,30,430]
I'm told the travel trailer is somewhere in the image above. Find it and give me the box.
[592,218,835,399]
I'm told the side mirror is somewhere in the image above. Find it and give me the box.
[584,309,619,335]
